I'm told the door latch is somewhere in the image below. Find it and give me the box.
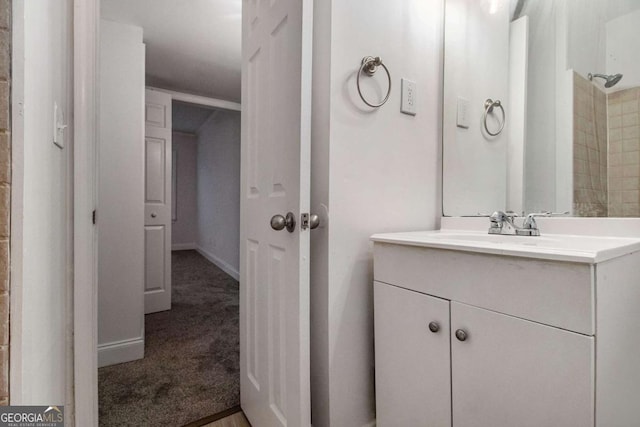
[301,213,320,230]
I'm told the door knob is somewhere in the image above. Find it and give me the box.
[455,329,468,342]
[309,214,320,230]
[270,212,296,233]
[151,212,157,218]
[428,321,440,333]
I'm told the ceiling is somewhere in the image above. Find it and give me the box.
[172,101,216,134]
[101,0,241,102]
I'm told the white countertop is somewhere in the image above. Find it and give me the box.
[371,230,640,263]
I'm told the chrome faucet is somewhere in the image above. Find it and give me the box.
[488,211,568,236]
[489,211,521,235]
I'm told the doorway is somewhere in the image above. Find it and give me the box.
[95,2,242,425]
[72,0,314,424]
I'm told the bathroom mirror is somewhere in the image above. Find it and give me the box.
[442,0,640,217]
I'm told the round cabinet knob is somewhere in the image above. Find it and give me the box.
[428,321,440,333]
[455,329,468,342]
[151,212,157,218]
[270,212,296,233]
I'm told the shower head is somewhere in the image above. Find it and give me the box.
[588,73,623,88]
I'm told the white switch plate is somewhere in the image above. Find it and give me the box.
[400,78,416,115]
[457,97,470,128]
[53,102,66,149]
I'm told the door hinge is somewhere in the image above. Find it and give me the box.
[92,210,97,225]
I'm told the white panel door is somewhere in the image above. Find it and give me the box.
[240,0,313,425]
[144,89,172,314]
[451,302,594,427]
[374,282,452,427]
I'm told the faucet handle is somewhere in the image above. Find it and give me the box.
[530,211,569,215]
[523,211,570,228]
[489,211,518,235]
[489,211,505,222]
[525,210,569,219]
[490,210,517,220]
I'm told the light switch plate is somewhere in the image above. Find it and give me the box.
[401,78,416,115]
[53,102,66,149]
[457,97,470,128]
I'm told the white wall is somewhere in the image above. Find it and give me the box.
[97,20,145,367]
[196,110,241,279]
[606,9,640,89]
[311,0,443,425]
[11,0,73,405]
[566,0,607,79]
[512,0,576,214]
[171,132,198,249]
[442,0,510,216]
[507,16,529,214]
[607,0,640,21]
[520,1,562,212]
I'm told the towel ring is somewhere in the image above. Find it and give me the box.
[357,56,392,108]
[483,99,506,136]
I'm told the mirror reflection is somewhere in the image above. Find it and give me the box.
[443,0,640,217]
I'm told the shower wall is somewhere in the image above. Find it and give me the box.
[572,73,640,217]
[573,72,608,216]
[608,87,640,216]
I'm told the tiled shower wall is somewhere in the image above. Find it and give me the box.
[573,73,608,216]
[608,88,640,217]
[0,0,9,405]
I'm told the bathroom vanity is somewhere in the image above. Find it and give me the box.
[372,230,640,427]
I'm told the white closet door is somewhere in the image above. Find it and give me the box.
[144,89,172,314]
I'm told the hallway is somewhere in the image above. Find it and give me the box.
[98,251,240,426]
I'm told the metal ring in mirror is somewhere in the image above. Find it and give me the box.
[483,98,506,136]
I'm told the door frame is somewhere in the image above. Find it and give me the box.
[73,0,100,424]
[10,0,85,411]
[72,2,244,424]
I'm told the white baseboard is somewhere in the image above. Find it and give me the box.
[172,242,197,251]
[196,246,240,281]
[98,337,144,368]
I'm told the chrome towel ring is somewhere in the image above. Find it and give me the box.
[357,56,392,108]
[483,99,505,136]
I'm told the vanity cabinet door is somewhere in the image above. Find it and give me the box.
[451,302,594,427]
[374,281,451,427]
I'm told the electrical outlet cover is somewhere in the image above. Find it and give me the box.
[457,97,470,128]
[401,78,417,116]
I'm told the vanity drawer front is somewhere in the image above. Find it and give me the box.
[373,243,594,335]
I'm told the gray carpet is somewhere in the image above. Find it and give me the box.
[99,250,240,426]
